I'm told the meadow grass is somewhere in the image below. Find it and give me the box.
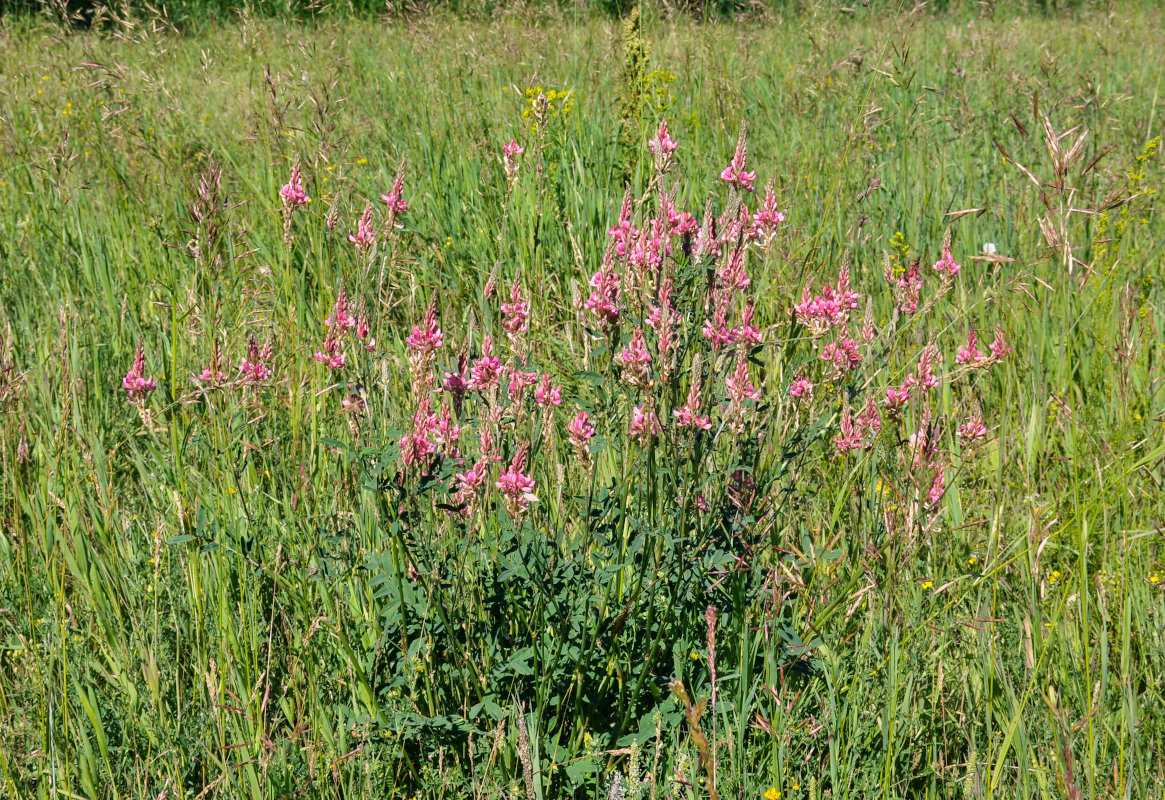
[0,4,1163,799]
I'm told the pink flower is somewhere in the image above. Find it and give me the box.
[749,181,786,241]
[496,445,537,516]
[193,347,227,384]
[279,162,309,209]
[833,405,863,453]
[238,338,273,382]
[618,327,653,389]
[646,280,680,364]
[701,290,733,351]
[503,140,524,184]
[915,345,940,390]
[856,396,881,438]
[673,376,711,431]
[988,327,1012,360]
[405,304,444,356]
[606,190,639,258]
[792,267,858,334]
[731,303,762,346]
[313,339,345,370]
[956,328,986,366]
[399,397,438,467]
[584,251,621,329]
[433,401,461,447]
[629,405,661,444]
[567,410,596,461]
[341,392,366,413]
[884,383,911,414]
[821,337,863,372]
[348,205,377,252]
[725,353,761,404]
[720,125,756,191]
[380,163,408,217]
[932,237,960,278]
[888,259,923,314]
[506,367,539,400]
[958,413,988,442]
[716,248,751,294]
[442,353,469,399]
[123,341,156,401]
[501,280,530,335]
[355,312,375,353]
[788,375,814,401]
[325,290,356,331]
[467,336,502,391]
[648,118,678,156]
[535,374,562,407]
[926,465,946,508]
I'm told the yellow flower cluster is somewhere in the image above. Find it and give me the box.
[521,86,577,121]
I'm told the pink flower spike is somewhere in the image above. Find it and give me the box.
[932,234,961,278]
[833,405,864,453]
[618,327,653,389]
[673,375,711,430]
[503,139,525,157]
[496,444,537,516]
[629,405,661,444]
[567,410,596,454]
[648,118,678,156]
[788,375,814,401]
[405,304,444,356]
[884,384,911,414]
[856,396,881,439]
[989,327,1012,361]
[123,340,157,401]
[719,123,756,191]
[380,161,408,217]
[535,374,562,408]
[279,161,309,210]
[958,413,988,442]
[501,279,530,335]
[926,465,946,508]
[348,205,377,253]
[956,328,986,366]
[238,338,273,382]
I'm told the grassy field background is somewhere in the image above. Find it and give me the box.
[1,3,1164,799]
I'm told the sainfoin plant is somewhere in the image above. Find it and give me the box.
[133,113,1016,796]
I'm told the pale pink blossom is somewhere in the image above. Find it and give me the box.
[821,337,863,372]
[958,413,988,442]
[788,375,814,401]
[673,376,711,430]
[584,251,621,329]
[720,125,757,191]
[535,375,562,407]
[123,341,156,400]
[238,338,273,382]
[279,161,310,209]
[501,280,530,335]
[629,405,661,444]
[956,329,986,366]
[348,205,377,252]
[380,163,408,217]
[833,405,863,453]
[932,237,960,278]
[496,445,537,516]
[618,327,653,389]
[988,327,1012,360]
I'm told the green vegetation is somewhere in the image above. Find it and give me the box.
[0,4,1163,799]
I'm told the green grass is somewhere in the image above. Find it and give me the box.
[0,4,1163,799]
